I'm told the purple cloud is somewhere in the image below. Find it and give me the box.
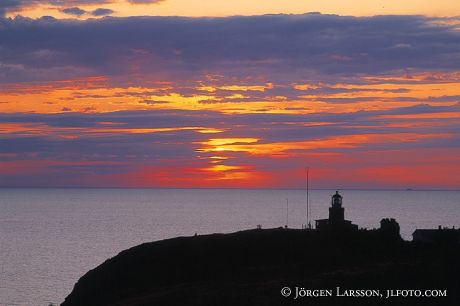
[61,7,86,16]
[1,14,460,83]
[91,8,114,16]
[0,0,165,16]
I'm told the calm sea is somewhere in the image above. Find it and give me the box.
[0,188,459,305]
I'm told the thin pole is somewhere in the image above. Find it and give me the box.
[306,167,309,228]
[286,198,289,228]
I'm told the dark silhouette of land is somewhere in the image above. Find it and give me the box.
[62,192,459,305]
[62,228,460,306]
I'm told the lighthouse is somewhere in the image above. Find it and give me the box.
[315,191,358,230]
[329,191,345,223]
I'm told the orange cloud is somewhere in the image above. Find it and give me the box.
[197,133,452,157]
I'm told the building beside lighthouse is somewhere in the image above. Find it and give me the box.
[315,191,358,230]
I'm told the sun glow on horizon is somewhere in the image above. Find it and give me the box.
[2,10,460,189]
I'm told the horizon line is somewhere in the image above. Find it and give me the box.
[1,187,459,192]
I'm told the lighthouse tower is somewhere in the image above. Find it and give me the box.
[315,191,358,230]
[329,191,345,223]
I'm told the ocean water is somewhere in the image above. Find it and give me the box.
[0,188,459,305]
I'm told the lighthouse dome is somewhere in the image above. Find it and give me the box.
[332,191,342,206]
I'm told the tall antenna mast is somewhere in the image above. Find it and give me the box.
[306,167,310,229]
[286,198,289,228]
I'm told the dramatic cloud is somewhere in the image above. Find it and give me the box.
[1,99,460,188]
[1,14,459,84]
[1,13,460,188]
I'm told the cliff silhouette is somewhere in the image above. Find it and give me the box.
[62,228,460,306]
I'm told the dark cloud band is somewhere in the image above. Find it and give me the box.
[1,14,460,83]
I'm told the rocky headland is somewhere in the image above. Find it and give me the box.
[62,228,460,306]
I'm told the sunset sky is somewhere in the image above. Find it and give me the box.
[1,1,460,189]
